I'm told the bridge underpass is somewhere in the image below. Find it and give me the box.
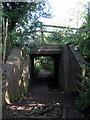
[2,45,86,119]
[2,20,88,119]
[29,45,62,93]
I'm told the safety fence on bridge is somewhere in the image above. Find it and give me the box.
[5,23,90,45]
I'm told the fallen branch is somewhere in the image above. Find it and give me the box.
[29,107,53,116]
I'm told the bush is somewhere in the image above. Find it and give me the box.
[76,82,90,110]
[34,56,54,76]
[76,65,90,118]
[33,65,42,77]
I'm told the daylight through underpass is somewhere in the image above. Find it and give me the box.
[34,56,54,78]
[30,55,60,95]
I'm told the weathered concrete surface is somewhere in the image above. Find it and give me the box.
[29,45,62,90]
[59,45,68,91]
[67,45,87,91]
[29,44,87,92]
[2,46,30,107]
[30,44,61,55]
[59,44,87,92]
[2,44,87,109]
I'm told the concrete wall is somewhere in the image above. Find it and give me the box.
[2,46,30,108]
[67,45,87,91]
[29,44,87,92]
[59,44,87,92]
[59,45,68,91]
[2,44,86,105]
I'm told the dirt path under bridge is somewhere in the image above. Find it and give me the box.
[2,71,84,119]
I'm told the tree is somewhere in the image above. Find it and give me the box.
[77,2,90,62]
[2,2,51,31]
[2,1,51,63]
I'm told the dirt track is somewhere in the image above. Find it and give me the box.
[2,75,84,119]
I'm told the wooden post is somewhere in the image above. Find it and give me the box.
[40,23,44,44]
[82,64,86,83]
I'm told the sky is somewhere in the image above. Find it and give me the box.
[40,0,90,28]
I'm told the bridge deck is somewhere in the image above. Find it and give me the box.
[30,45,61,55]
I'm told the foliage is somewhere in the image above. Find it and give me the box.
[43,6,90,62]
[43,56,54,74]
[33,64,42,77]
[2,2,51,31]
[75,65,90,116]
[45,28,80,45]
[45,22,90,62]
[48,63,54,75]
[2,2,29,31]
[2,1,51,60]
[34,56,54,77]
[76,80,90,110]
[77,24,90,61]
[46,30,63,43]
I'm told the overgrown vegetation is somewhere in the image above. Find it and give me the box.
[34,56,54,77]
[45,23,90,62]
[75,64,90,118]
[41,4,90,117]
[43,5,90,62]
[2,1,90,118]
[2,1,51,63]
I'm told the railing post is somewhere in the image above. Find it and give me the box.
[40,23,44,44]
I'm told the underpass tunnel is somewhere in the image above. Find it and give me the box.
[29,54,61,91]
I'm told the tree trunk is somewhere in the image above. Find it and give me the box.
[2,18,8,65]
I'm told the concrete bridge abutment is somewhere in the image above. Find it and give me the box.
[29,44,86,92]
[2,44,86,108]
